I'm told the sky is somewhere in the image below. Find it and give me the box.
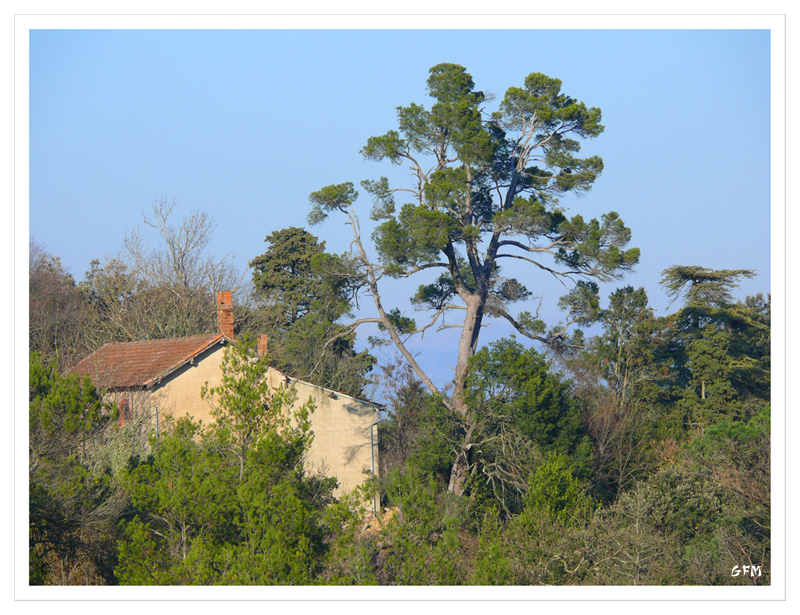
[27,24,775,391]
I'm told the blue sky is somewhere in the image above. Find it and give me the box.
[28,27,773,390]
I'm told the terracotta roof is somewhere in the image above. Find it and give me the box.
[71,334,229,390]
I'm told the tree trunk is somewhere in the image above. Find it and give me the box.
[447,451,470,495]
[447,297,484,495]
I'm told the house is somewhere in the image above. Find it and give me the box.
[71,291,381,496]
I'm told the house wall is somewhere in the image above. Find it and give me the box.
[153,343,229,427]
[264,367,379,496]
[132,346,378,496]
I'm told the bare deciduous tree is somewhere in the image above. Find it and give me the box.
[29,242,92,369]
[81,199,247,345]
[124,198,241,292]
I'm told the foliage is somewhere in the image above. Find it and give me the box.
[475,498,593,585]
[686,407,770,511]
[375,357,457,483]
[115,342,337,585]
[657,267,768,435]
[318,487,379,585]
[451,337,594,514]
[248,227,376,397]
[201,336,308,477]
[115,419,237,585]
[466,337,591,470]
[521,453,596,526]
[29,353,104,455]
[30,301,771,587]
[251,227,340,326]
[680,407,771,584]
[471,509,516,584]
[562,287,669,497]
[29,243,91,370]
[661,266,756,312]
[642,466,723,545]
[400,399,462,486]
[583,405,771,586]
[591,286,659,404]
[377,464,469,585]
[728,294,771,413]
[85,411,152,477]
[29,352,124,585]
[274,311,377,398]
[588,485,682,585]
[677,323,741,429]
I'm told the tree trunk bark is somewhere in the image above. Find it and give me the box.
[447,297,484,495]
[447,451,470,495]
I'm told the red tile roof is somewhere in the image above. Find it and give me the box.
[71,334,228,390]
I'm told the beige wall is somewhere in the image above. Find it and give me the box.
[116,345,379,497]
[264,367,379,495]
[153,343,228,428]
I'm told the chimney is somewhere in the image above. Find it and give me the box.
[216,290,234,339]
[257,334,269,359]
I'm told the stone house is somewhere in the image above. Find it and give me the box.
[71,291,381,496]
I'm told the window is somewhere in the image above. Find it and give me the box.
[118,398,131,426]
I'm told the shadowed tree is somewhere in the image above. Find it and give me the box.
[249,227,375,397]
[29,353,123,584]
[566,287,666,496]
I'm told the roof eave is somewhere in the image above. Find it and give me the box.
[143,334,231,388]
[277,370,384,409]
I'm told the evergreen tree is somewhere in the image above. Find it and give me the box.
[308,64,638,494]
[659,266,766,432]
[678,324,741,429]
[250,227,331,326]
[29,353,121,584]
[116,341,337,585]
[249,227,375,397]
[464,337,592,505]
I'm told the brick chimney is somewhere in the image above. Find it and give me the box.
[216,290,234,339]
[257,334,269,359]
